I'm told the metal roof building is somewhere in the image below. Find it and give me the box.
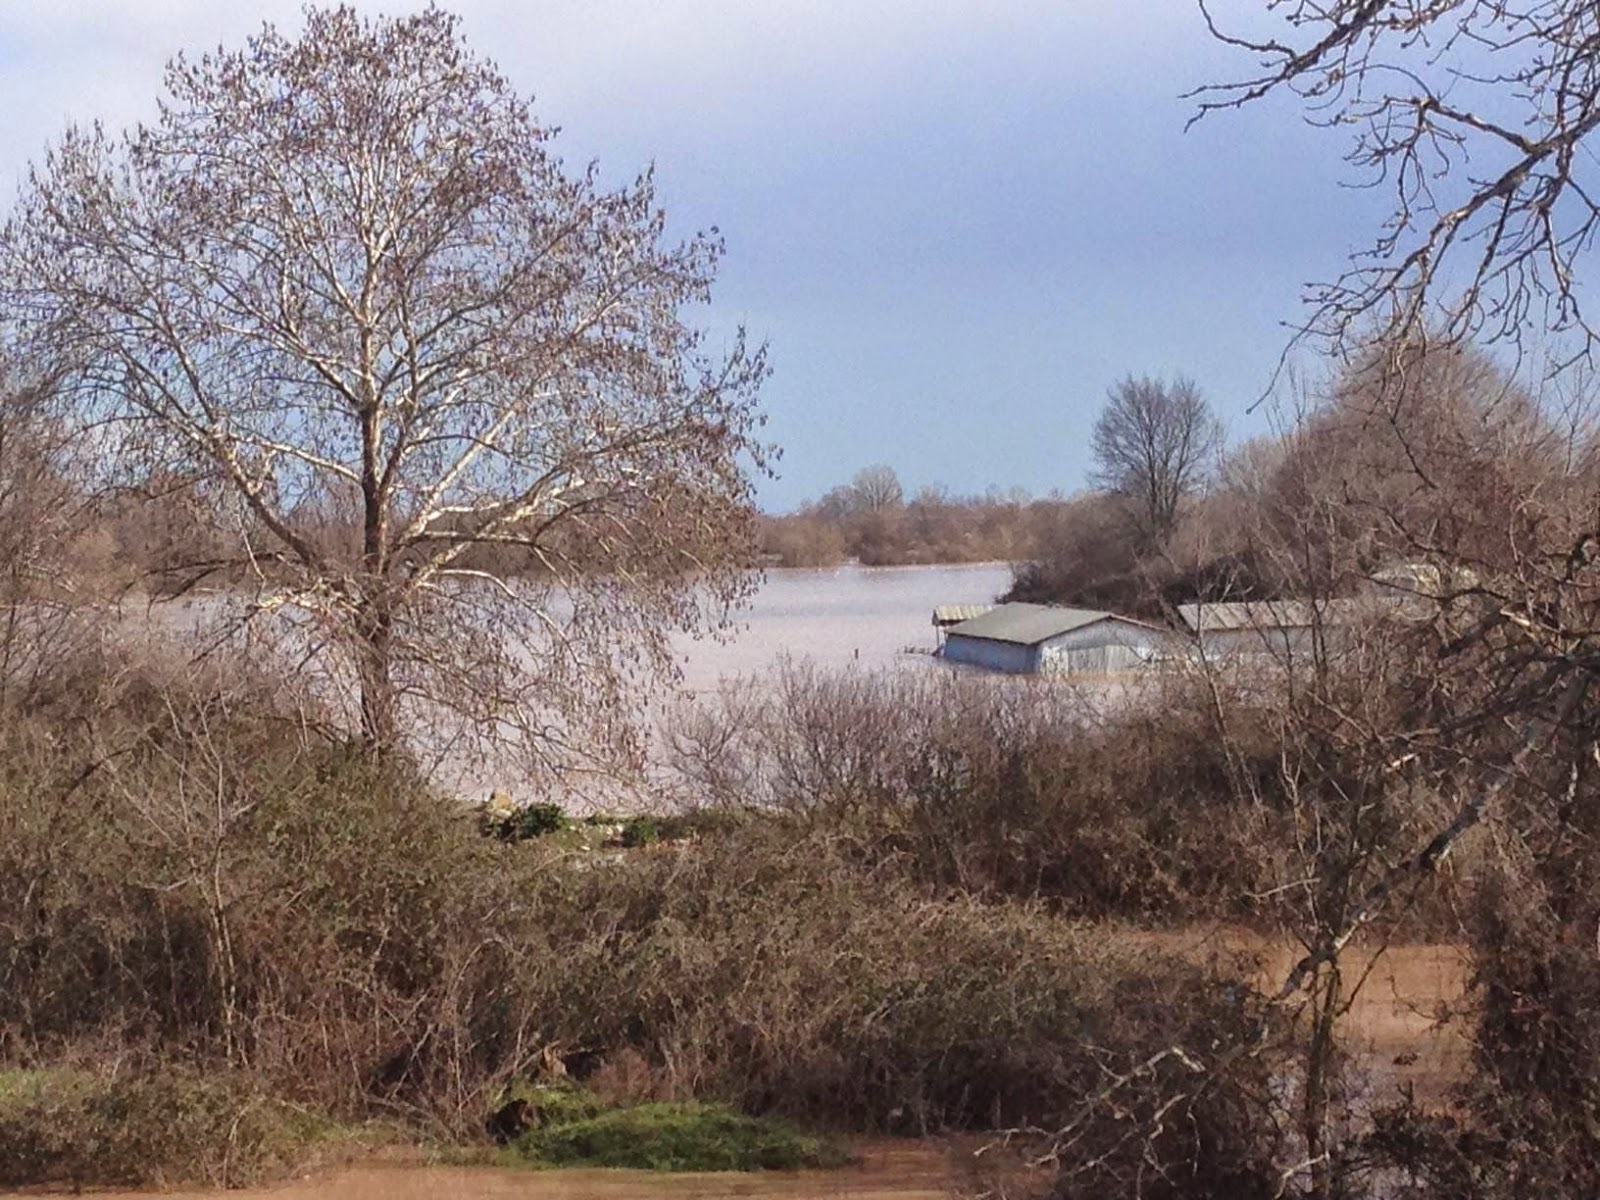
[941,603,1169,675]
[1178,600,1326,634]
[1177,598,1404,657]
[932,604,995,628]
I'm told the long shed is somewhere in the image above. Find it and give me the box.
[1179,595,1426,659]
[1177,600,1326,658]
[1178,596,1418,657]
[940,603,1168,675]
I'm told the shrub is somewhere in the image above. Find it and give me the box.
[512,1100,845,1171]
[530,822,1279,1167]
[485,801,569,842]
[0,1067,325,1188]
[619,815,661,847]
[666,666,1288,921]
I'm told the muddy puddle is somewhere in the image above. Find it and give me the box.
[1131,927,1474,1110]
[46,1142,1000,1200]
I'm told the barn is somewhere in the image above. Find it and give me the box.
[940,603,1168,675]
[1179,594,1428,660]
[1178,600,1324,658]
[1177,598,1395,658]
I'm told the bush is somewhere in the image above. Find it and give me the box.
[512,1100,845,1171]
[483,801,569,842]
[0,1067,326,1188]
[619,815,661,847]
[0,638,533,1129]
[666,667,1288,921]
[530,822,1278,1169]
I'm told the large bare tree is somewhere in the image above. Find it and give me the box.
[847,464,904,513]
[1090,374,1223,544]
[0,7,770,774]
[1195,1,1600,362]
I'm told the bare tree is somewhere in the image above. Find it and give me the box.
[1195,1,1600,363]
[0,7,770,772]
[0,359,103,712]
[1091,374,1223,543]
[848,464,904,513]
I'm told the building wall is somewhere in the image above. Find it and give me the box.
[944,620,1171,675]
[1195,626,1320,660]
[941,634,1037,673]
[1037,621,1171,675]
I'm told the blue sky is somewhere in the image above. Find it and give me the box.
[0,1,1388,511]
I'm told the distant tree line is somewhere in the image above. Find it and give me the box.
[1009,352,1574,622]
[759,464,1064,568]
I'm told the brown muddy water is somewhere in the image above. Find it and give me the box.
[1134,927,1474,1112]
[49,1142,1010,1200]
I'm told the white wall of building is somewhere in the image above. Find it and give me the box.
[944,619,1172,675]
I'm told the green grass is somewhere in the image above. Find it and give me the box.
[509,1099,847,1172]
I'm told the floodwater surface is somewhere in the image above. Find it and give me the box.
[61,1141,988,1200]
[669,562,1012,694]
[151,562,1015,802]
[1134,927,1474,1111]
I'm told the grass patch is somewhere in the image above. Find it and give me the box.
[510,1099,847,1172]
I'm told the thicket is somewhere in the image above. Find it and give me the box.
[666,663,1472,937]
[668,667,1276,918]
[1369,724,1600,1199]
[759,472,1057,568]
[0,629,1280,1190]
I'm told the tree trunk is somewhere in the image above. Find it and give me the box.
[1303,960,1341,1199]
[356,601,398,756]
[357,388,396,755]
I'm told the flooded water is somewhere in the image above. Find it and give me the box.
[136,563,1013,803]
[669,563,1012,695]
[1134,927,1473,1114]
[63,1141,993,1200]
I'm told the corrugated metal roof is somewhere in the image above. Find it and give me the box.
[1369,561,1479,596]
[933,604,995,626]
[946,602,1125,646]
[1178,599,1359,633]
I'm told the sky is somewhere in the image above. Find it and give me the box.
[0,1,1388,512]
